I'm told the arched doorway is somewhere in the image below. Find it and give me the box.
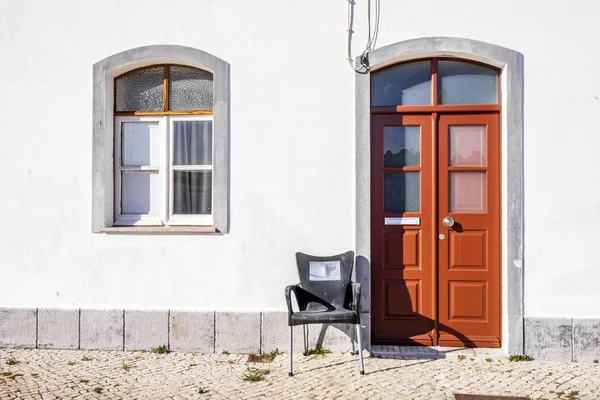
[369,58,501,347]
[354,38,524,352]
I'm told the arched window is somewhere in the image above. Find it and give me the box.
[92,45,230,233]
[114,65,215,227]
[371,59,499,106]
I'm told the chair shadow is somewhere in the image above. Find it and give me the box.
[302,254,483,365]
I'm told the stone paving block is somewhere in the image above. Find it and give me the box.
[124,310,168,351]
[215,312,260,354]
[80,309,123,350]
[38,309,79,350]
[169,311,214,353]
[573,318,600,361]
[0,308,37,348]
[524,317,572,360]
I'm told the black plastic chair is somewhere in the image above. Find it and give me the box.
[285,251,364,376]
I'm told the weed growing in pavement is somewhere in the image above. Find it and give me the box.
[457,355,466,361]
[67,361,77,366]
[80,379,89,383]
[553,391,580,400]
[485,358,492,362]
[31,373,38,378]
[221,350,230,356]
[242,373,264,382]
[270,348,282,356]
[150,345,170,354]
[81,356,92,361]
[92,387,103,394]
[304,345,331,356]
[6,357,18,365]
[122,363,131,371]
[508,354,534,362]
[594,359,599,363]
[189,363,199,367]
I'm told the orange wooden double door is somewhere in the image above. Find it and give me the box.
[371,113,501,347]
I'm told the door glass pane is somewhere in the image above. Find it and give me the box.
[173,121,213,165]
[121,122,159,166]
[384,172,420,212]
[173,171,212,214]
[449,172,486,213]
[169,66,214,111]
[115,66,164,111]
[372,61,431,106]
[384,126,420,167]
[122,172,159,214]
[438,60,498,104]
[449,125,486,166]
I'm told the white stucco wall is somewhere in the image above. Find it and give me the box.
[0,0,599,318]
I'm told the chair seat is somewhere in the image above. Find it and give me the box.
[290,308,358,325]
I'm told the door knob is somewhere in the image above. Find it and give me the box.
[443,217,455,228]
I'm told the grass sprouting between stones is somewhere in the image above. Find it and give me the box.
[150,345,170,354]
[508,354,534,362]
[6,357,19,365]
[270,348,282,356]
[305,345,331,356]
[242,373,265,382]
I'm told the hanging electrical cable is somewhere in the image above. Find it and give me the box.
[346,0,381,74]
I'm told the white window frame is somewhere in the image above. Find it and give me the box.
[168,115,214,226]
[114,115,214,227]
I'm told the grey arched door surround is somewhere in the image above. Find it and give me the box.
[354,37,524,354]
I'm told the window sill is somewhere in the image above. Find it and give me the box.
[100,226,218,234]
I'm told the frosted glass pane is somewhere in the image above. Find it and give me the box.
[384,126,420,167]
[115,66,164,111]
[122,172,159,214]
[384,172,420,212]
[372,61,431,106]
[173,171,212,214]
[169,66,213,111]
[449,125,486,166]
[173,121,212,165]
[438,61,498,104]
[449,172,486,213]
[121,122,159,166]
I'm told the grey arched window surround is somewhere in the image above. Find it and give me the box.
[354,37,523,354]
[92,45,230,233]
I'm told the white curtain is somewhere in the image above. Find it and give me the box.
[173,121,212,214]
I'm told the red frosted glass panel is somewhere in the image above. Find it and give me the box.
[449,125,486,166]
[449,172,486,213]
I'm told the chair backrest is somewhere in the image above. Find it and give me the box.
[295,251,354,309]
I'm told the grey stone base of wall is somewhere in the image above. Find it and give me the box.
[524,317,600,361]
[0,308,370,354]
[3,310,599,360]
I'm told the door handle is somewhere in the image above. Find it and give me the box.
[443,216,455,228]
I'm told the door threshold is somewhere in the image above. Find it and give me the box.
[370,345,506,360]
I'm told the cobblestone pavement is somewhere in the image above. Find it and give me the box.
[1,349,599,399]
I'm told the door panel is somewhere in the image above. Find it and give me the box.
[437,113,501,347]
[371,114,435,345]
[371,112,501,348]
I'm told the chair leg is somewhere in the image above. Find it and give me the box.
[356,324,365,375]
[289,326,293,377]
[302,324,308,355]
